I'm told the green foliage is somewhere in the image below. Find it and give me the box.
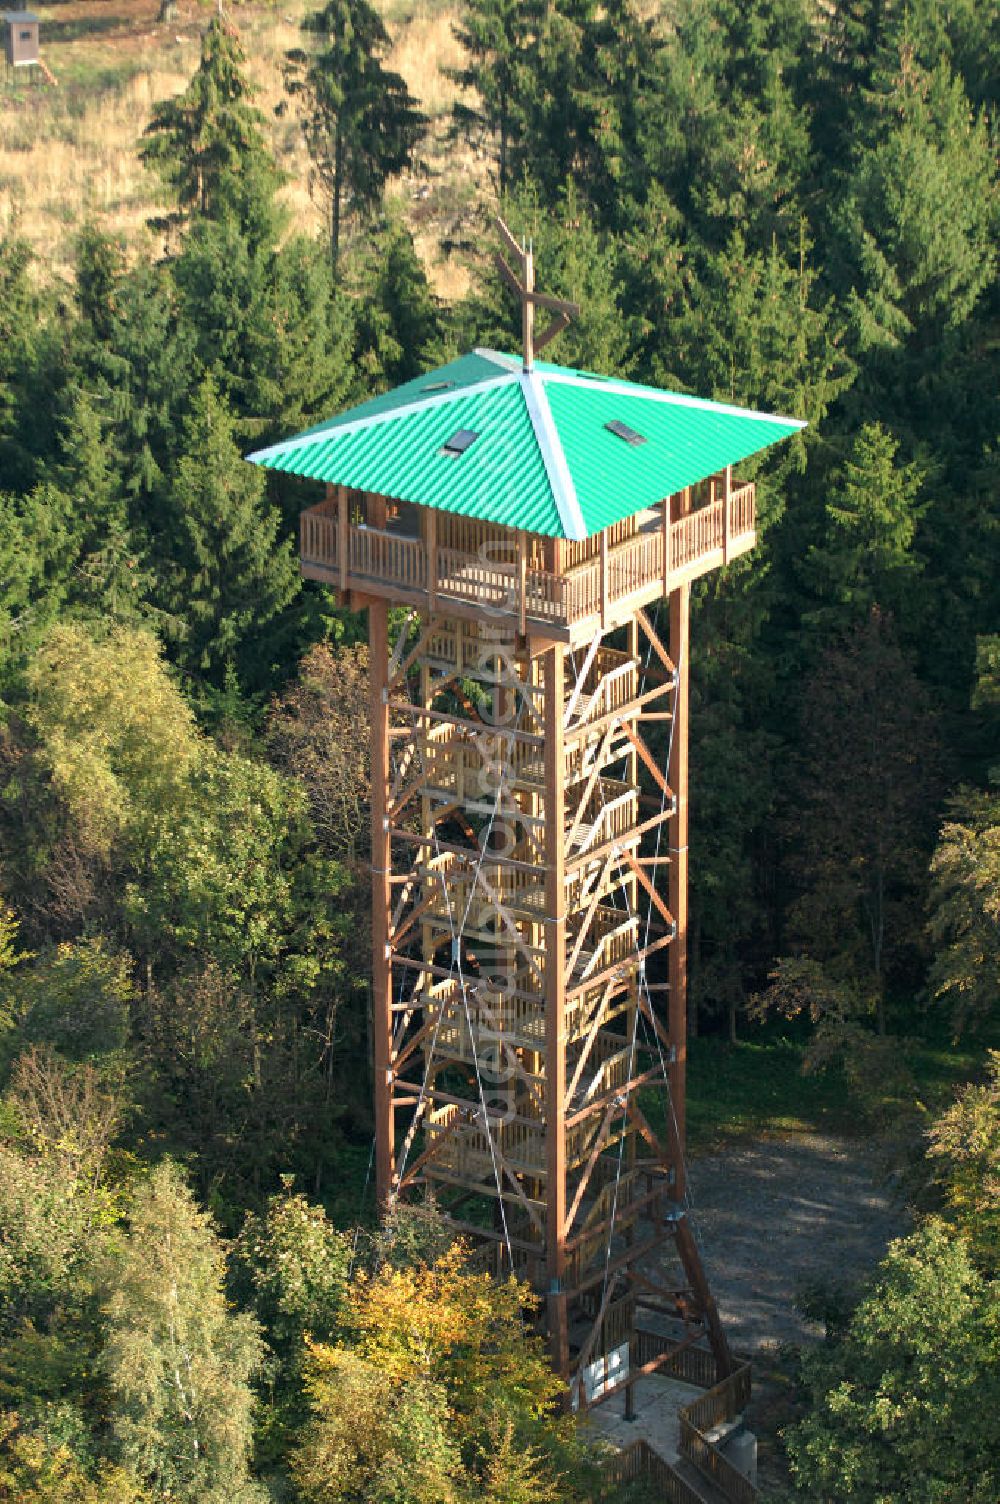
[783,612,940,1028]
[124,746,343,990]
[786,1220,1000,1502]
[642,0,814,252]
[238,1184,350,1369]
[346,207,446,392]
[284,0,427,268]
[171,214,355,445]
[837,49,998,377]
[447,0,542,195]
[102,1161,266,1504]
[926,1051,1000,1274]
[141,16,282,237]
[0,1411,147,1504]
[927,787,1000,1037]
[292,1243,593,1503]
[25,622,200,862]
[1,939,134,1066]
[0,486,76,690]
[804,423,925,634]
[155,374,301,687]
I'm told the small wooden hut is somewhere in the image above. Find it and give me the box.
[2,10,39,68]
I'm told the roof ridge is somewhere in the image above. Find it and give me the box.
[542,368,807,430]
[247,371,517,464]
[473,347,522,372]
[520,371,587,541]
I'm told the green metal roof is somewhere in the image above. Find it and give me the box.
[247,348,805,542]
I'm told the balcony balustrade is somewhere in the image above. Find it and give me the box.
[300,475,755,641]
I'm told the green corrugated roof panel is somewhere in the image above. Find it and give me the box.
[248,348,805,541]
[260,376,562,535]
[288,350,510,444]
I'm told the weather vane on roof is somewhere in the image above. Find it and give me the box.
[494,216,580,374]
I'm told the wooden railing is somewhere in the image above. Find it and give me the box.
[351,526,427,592]
[602,1439,704,1504]
[300,482,755,629]
[599,1347,755,1504]
[678,1362,755,1504]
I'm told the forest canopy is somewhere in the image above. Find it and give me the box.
[0,1,998,1500]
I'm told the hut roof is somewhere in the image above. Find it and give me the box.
[247,348,805,542]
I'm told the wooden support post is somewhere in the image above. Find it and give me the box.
[518,529,528,637]
[662,495,670,598]
[523,244,535,371]
[371,600,394,1209]
[544,643,570,1384]
[667,570,690,1201]
[599,527,608,628]
[674,1215,732,1380]
[722,465,732,565]
[369,490,387,530]
[336,484,348,595]
[426,507,437,613]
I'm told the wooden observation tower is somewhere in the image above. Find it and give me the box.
[249,225,803,1411]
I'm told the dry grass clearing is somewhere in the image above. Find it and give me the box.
[0,0,485,294]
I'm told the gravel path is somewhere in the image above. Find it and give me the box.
[683,1134,907,1355]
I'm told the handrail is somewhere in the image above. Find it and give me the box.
[678,1360,755,1504]
[299,485,756,627]
[602,1439,704,1503]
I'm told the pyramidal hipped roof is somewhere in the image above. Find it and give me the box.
[247,348,805,542]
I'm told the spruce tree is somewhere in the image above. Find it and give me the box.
[141,15,281,237]
[838,54,997,362]
[345,206,445,392]
[804,422,926,638]
[159,374,300,686]
[284,0,427,272]
[172,215,355,446]
[448,0,541,196]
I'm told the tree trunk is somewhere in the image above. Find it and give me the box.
[331,127,343,276]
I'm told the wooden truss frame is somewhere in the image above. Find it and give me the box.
[369,586,732,1408]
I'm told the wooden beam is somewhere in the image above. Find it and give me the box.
[723,465,732,566]
[426,507,437,612]
[545,643,570,1381]
[518,529,527,636]
[336,484,348,595]
[370,600,393,1210]
[667,578,689,1199]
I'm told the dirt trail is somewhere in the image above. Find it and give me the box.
[685,1134,907,1355]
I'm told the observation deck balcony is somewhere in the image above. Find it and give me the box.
[300,474,755,643]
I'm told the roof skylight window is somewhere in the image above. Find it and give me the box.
[605,419,647,446]
[422,380,456,392]
[442,429,479,456]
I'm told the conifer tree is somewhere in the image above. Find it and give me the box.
[141,16,281,237]
[159,375,300,686]
[172,215,355,446]
[53,387,151,624]
[524,0,656,222]
[785,610,940,1033]
[346,206,445,391]
[838,54,997,361]
[640,0,813,252]
[284,0,426,271]
[804,422,926,637]
[448,0,542,196]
